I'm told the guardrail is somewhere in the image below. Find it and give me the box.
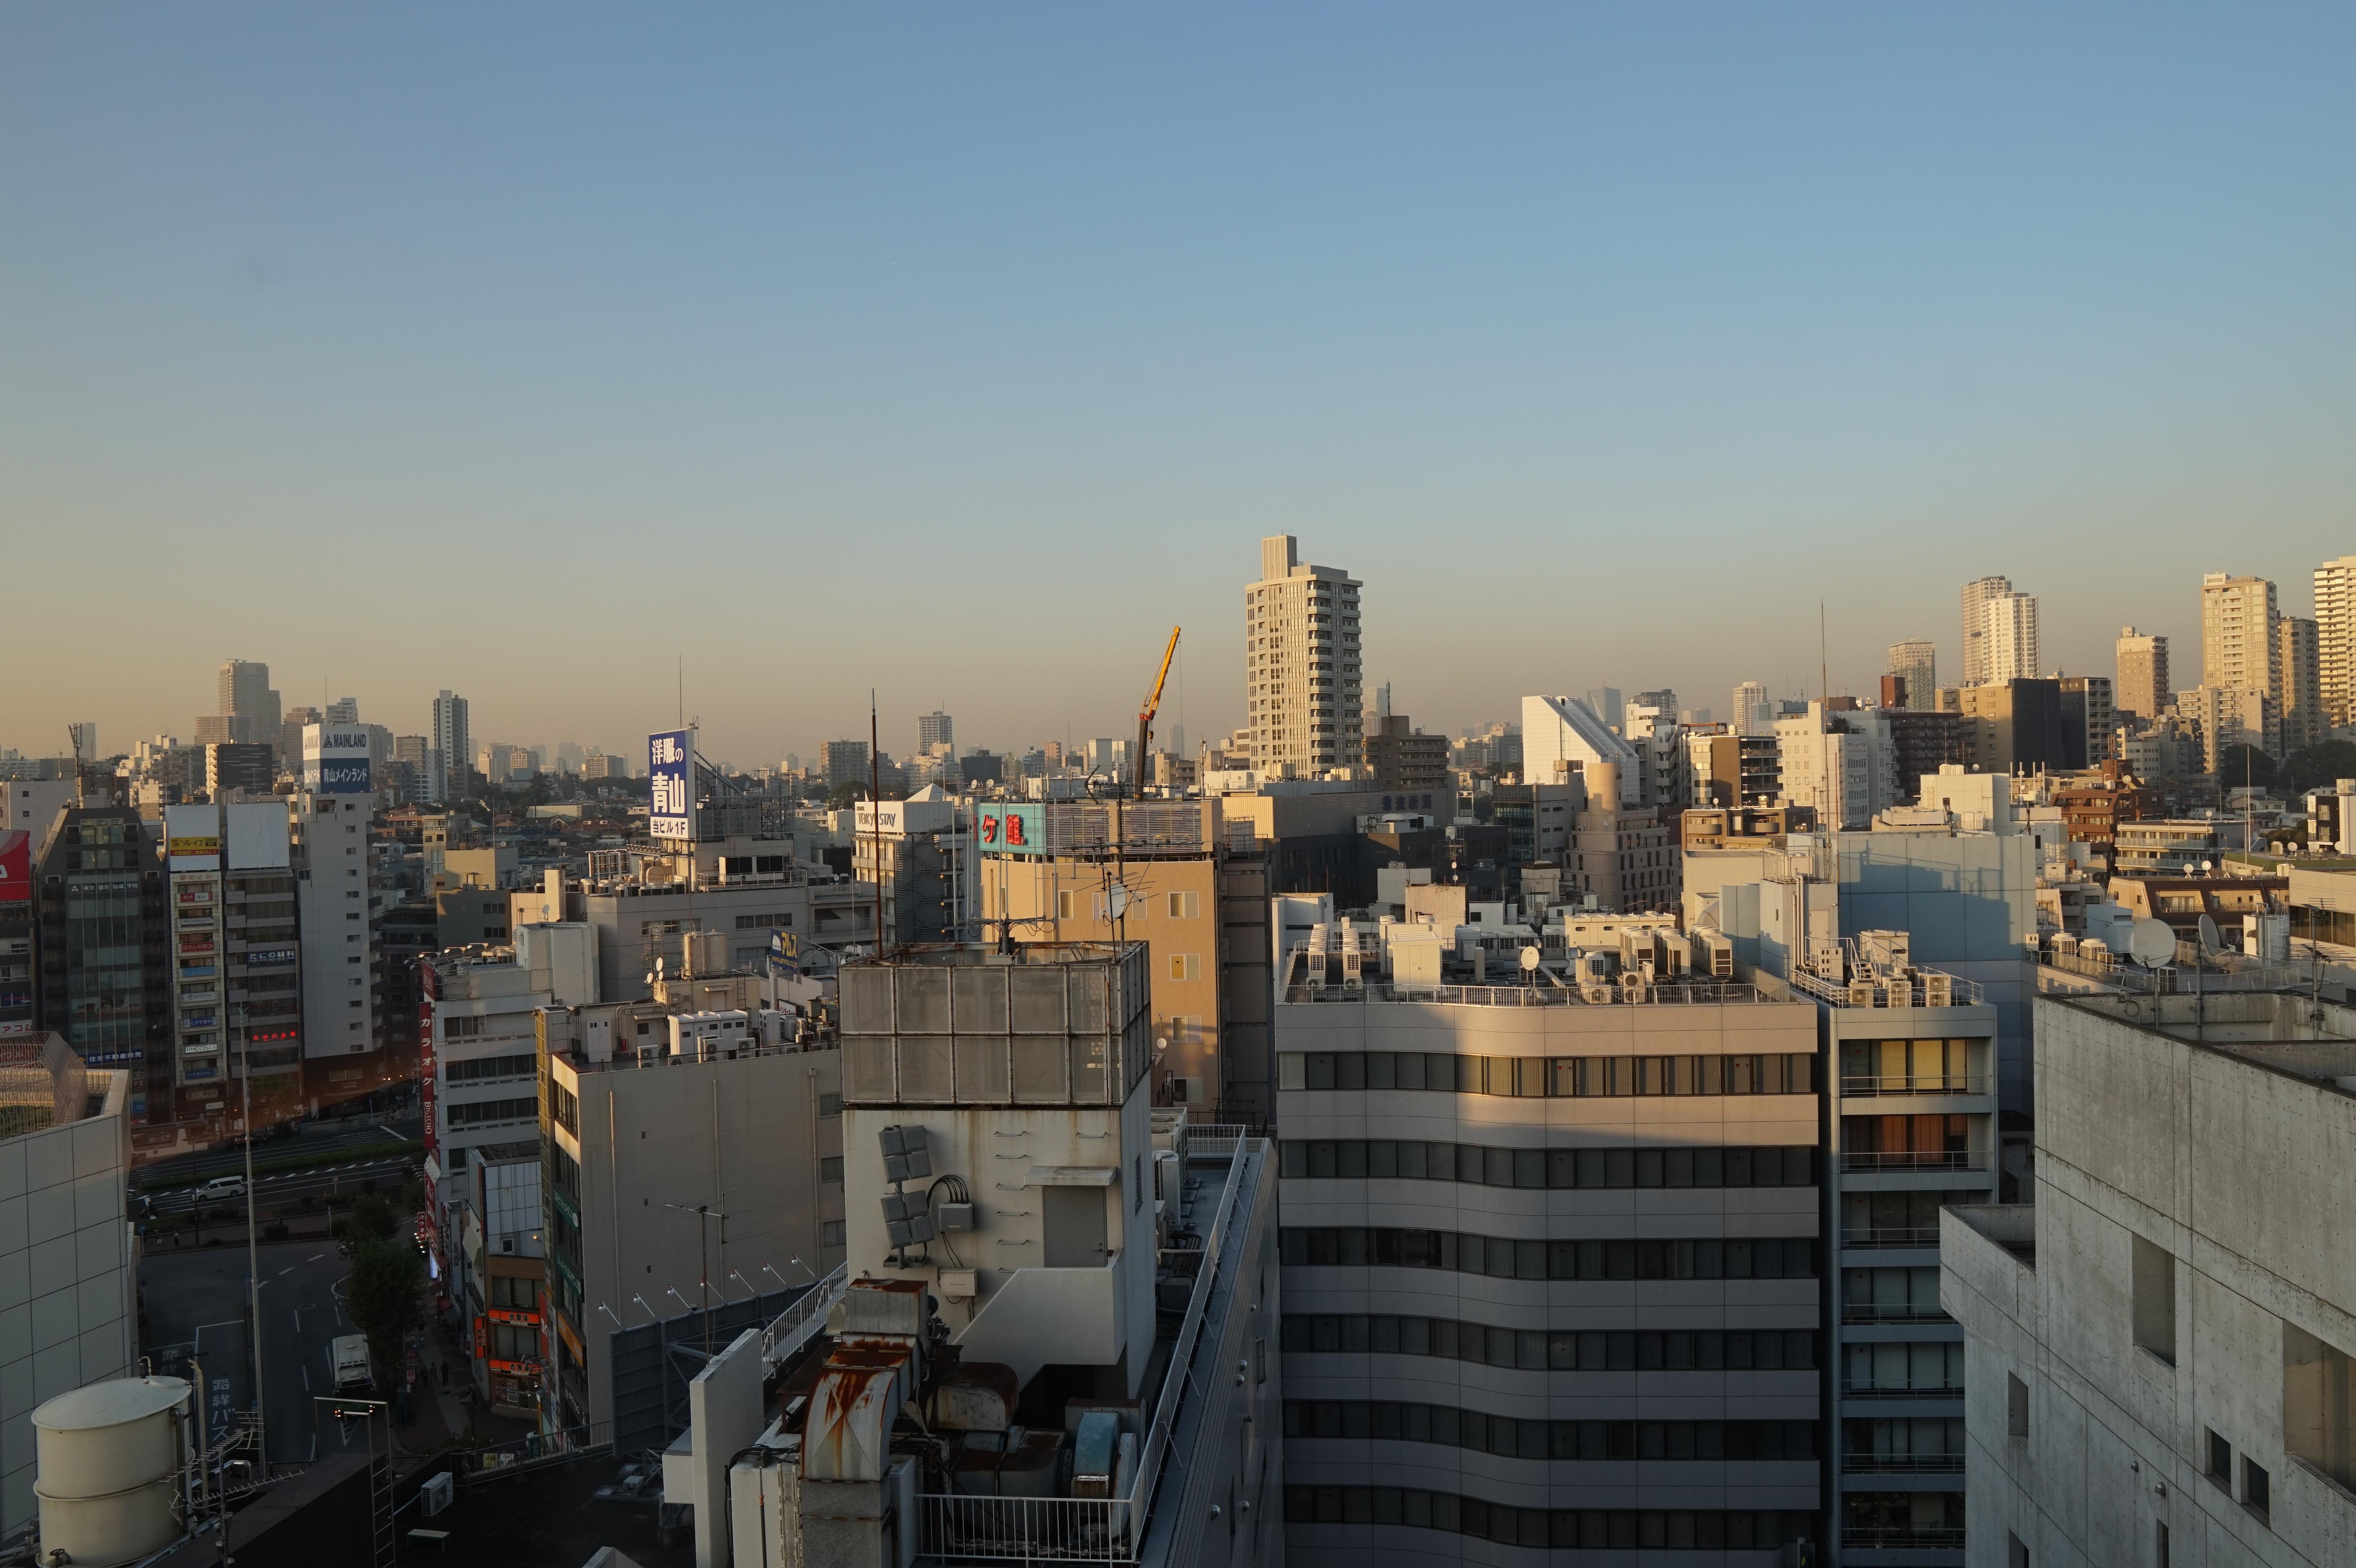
[1840,1305,1952,1325]
[1841,1152,1990,1173]
[1843,1528,1965,1549]
[1791,968,1984,1007]
[448,1420,611,1482]
[1840,1227,1943,1250]
[1839,1075,1989,1098]
[917,1126,1252,1561]
[1841,1453,1964,1473]
[761,1263,850,1371]
[1284,982,1769,1008]
[1840,1385,1963,1401]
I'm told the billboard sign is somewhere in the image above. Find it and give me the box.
[303,723,373,794]
[648,729,696,841]
[0,831,26,905]
[973,802,1045,856]
[164,804,222,872]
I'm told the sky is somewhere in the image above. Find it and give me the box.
[4,5,2353,768]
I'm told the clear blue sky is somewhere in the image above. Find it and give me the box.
[5,5,2352,765]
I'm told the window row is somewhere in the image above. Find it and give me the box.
[1285,1402,1818,1461]
[1282,1489,1814,1552]
[1280,1140,1814,1189]
[446,1053,535,1084]
[1279,1050,1815,1098]
[1280,1228,1818,1281]
[1282,1315,1818,1371]
[447,1097,537,1128]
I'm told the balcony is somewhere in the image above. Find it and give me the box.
[1841,1226,1941,1250]
[1841,1385,1963,1402]
[1844,1528,1964,1550]
[1840,1075,1989,1099]
[1842,1453,1963,1473]
[1842,1151,1989,1174]
[1841,1303,1951,1325]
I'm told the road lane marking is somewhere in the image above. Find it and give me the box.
[278,1267,293,1275]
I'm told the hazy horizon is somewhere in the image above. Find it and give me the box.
[7,6,2352,765]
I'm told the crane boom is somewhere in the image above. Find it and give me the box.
[1134,626,1182,794]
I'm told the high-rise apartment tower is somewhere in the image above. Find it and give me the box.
[2200,572,2280,698]
[1886,642,1937,710]
[431,690,470,804]
[1959,577,2011,687]
[2279,614,2322,753]
[1980,593,2040,684]
[2114,627,2169,722]
[1246,535,1362,777]
[2316,555,2356,728]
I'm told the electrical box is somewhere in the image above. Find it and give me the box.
[937,1268,978,1301]
[937,1202,975,1232]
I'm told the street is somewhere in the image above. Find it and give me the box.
[142,1243,375,1470]
[146,1153,419,1216]
[139,1108,423,1188]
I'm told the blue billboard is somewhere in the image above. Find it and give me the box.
[303,725,373,794]
[973,801,1045,855]
[648,729,696,840]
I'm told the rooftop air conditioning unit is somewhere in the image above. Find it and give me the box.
[1582,985,1616,1005]
[1847,981,1876,1008]
[1923,974,1954,1007]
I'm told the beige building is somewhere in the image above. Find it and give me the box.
[1961,576,2012,688]
[1888,640,1938,710]
[975,799,1227,1109]
[2201,571,2281,713]
[1246,534,1363,777]
[2315,554,2356,728]
[2115,625,2170,722]
[2279,613,2322,753]
[2178,683,2281,769]
[1982,590,2041,683]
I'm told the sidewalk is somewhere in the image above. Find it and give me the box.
[395,1323,536,1462]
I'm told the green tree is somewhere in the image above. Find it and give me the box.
[826,780,870,809]
[2285,740,2356,796]
[345,1233,424,1387]
[2215,744,2282,793]
[348,1192,400,1246]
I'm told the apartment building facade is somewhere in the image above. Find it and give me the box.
[1247,534,1365,777]
[1276,980,1826,1565]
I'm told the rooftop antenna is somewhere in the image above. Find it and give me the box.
[870,690,884,953]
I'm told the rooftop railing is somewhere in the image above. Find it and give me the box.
[1283,981,1770,1008]
[1789,968,1983,1007]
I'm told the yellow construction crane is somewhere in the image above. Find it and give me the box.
[1135,627,1181,795]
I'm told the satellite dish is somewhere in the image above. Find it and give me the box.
[1108,883,1130,921]
[1519,946,1542,972]
[2197,914,2224,953]
[2126,919,2176,968]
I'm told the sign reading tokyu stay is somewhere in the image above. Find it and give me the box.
[647,729,696,841]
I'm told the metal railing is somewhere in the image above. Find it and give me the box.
[1841,1151,1990,1173]
[1841,1226,1942,1250]
[1841,1384,1963,1401]
[1841,1304,1952,1325]
[761,1263,850,1371]
[917,1124,1252,1562]
[1284,981,1768,1008]
[1792,968,1984,1007]
[1839,1075,1989,1098]
[1841,1452,1964,1473]
[1843,1528,1965,1549]
[447,1420,611,1482]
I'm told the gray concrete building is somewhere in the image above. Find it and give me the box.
[1944,987,2356,1568]
[1274,971,1826,1564]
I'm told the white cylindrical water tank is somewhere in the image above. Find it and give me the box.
[33,1376,192,1567]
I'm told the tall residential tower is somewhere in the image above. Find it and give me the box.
[1959,577,2011,687]
[2114,626,2169,722]
[1246,535,1363,778]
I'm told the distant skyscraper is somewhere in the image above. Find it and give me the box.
[2316,555,2356,727]
[1982,592,2041,682]
[820,740,869,790]
[431,690,470,804]
[325,696,360,724]
[1244,534,1362,777]
[1960,576,2012,686]
[2201,572,2280,697]
[216,658,281,750]
[2114,627,2170,722]
[2279,614,2322,753]
[1584,687,1625,733]
[1886,641,1937,710]
[1731,680,1767,737]
[917,711,954,753]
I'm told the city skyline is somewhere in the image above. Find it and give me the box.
[6,8,2356,761]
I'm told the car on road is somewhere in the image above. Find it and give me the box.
[195,1175,247,1202]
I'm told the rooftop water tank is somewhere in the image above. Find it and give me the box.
[33,1376,192,1567]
